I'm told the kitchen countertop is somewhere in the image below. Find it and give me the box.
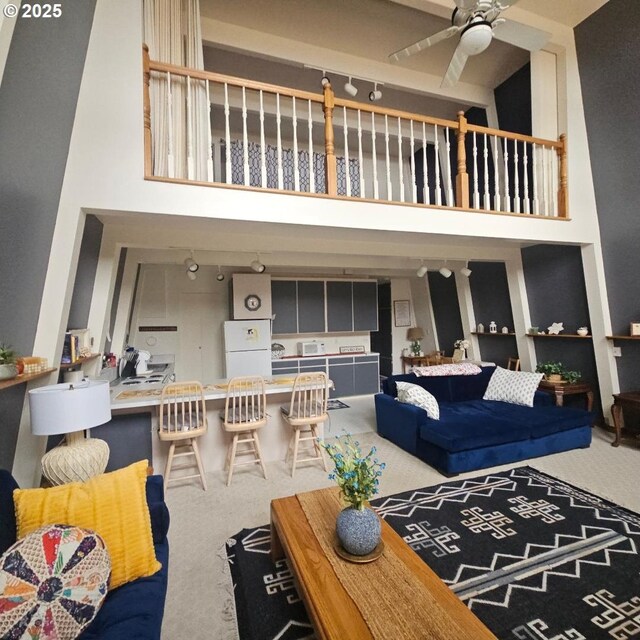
[273,352,379,361]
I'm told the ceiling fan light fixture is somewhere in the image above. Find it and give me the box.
[459,20,493,56]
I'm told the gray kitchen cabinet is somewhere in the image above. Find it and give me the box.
[272,280,298,334]
[297,281,325,333]
[326,281,353,332]
[354,355,380,395]
[329,358,356,398]
[353,281,378,331]
[272,359,299,376]
[298,357,326,372]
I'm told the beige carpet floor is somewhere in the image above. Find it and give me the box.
[161,397,639,640]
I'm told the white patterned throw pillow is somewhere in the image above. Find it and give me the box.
[483,367,543,407]
[396,381,440,420]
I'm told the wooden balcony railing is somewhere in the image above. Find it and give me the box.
[143,46,568,218]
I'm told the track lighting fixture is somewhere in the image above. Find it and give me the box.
[416,264,428,278]
[321,73,331,87]
[369,83,382,102]
[250,254,266,273]
[216,266,225,282]
[344,77,358,97]
[186,270,197,281]
[439,266,452,278]
[184,256,199,273]
[460,262,472,278]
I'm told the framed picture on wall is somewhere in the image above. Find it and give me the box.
[393,300,411,327]
[630,322,640,336]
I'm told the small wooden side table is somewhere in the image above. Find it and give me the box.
[401,355,430,373]
[538,380,594,412]
[611,392,640,447]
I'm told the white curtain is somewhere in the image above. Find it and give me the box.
[143,0,212,181]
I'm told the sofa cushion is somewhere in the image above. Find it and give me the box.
[483,367,543,407]
[419,400,591,452]
[14,460,161,590]
[383,374,453,403]
[449,366,496,402]
[0,524,110,639]
[396,382,439,420]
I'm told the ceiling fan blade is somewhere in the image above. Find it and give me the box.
[441,45,469,88]
[389,25,461,62]
[492,19,550,52]
[453,0,479,9]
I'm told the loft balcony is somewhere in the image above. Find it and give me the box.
[143,46,568,220]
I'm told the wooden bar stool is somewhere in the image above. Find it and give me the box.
[507,357,521,371]
[281,372,330,477]
[220,376,268,486]
[158,381,208,492]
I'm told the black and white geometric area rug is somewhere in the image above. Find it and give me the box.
[225,467,640,640]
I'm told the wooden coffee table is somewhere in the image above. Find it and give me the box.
[270,487,496,640]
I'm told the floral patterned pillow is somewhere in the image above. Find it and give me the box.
[483,367,543,407]
[396,381,440,420]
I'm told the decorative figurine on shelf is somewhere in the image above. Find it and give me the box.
[547,322,564,335]
[454,339,470,360]
[476,323,484,333]
[489,321,497,334]
[577,327,589,336]
[501,326,509,334]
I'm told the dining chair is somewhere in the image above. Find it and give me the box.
[507,357,521,371]
[220,376,268,486]
[281,372,329,477]
[158,381,208,492]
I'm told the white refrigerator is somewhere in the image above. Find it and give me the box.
[223,319,272,378]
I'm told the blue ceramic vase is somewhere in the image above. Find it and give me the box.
[336,506,381,556]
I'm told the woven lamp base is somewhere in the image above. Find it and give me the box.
[41,432,110,486]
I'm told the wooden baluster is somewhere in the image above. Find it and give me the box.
[434,124,441,205]
[384,115,392,200]
[276,93,284,190]
[532,143,540,214]
[259,90,267,188]
[357,110,365,197]
[472,130,479,209]
[503,137,510,212]
[242,86,249,186]
[492,135,500,211]
[205,79,213,182]
[456,111,469,208]
[322,81,337,196]
[523,140,530,214]
[224,82,231,184]
[557,134,568,218]
[142,44,152,177]
[445,126,454,206]
[371,112,379,200]
[397,117,405,202]
[422,122,429,205]
[292,96,300,192]
[409,120,417,203]
[187,76,194,180]
[483,133,490,210]
[513,138,520,214]
[167,72,175,178]
[308,100,315,193]
[343,106,351,197]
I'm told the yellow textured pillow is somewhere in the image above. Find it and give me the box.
[13,460,161,590]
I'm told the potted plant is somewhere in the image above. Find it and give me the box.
[321,433,385,557]
[536,361,582,384]
[0,344,18,380]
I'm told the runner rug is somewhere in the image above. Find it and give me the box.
[225,466,640,640]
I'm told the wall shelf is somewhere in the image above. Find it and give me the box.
[471,332,515,336]
[526,333,592,339]
[59,353,101,370]
[0,368,57,391]
[606,335,640,341]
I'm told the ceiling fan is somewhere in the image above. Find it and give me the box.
[389,0,548,88]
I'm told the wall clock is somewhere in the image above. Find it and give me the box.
[244,294,262,312]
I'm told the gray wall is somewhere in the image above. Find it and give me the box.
[68,214,104,330]
[575,0,640,391]
[0,0,97,470]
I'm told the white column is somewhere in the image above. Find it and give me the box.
[505,254,536,373]
[531,50,558,140]
[454,268,478,360]
[110,249,141,356]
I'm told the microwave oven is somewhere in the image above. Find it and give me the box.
[297,341,326,357]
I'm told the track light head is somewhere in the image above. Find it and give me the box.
[186,270,197,281]
[251,259,266,273]
[416,265,428,278]
[439,267,452,278]
[344,78,358,97]
[460,267,472,277]
[369,89,382,102]
[184,257,199,273]
[321,74,331,88]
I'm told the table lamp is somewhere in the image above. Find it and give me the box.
[29,379,112,486]
[407,327,425,356]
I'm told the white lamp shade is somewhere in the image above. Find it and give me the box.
[29,380,111,436]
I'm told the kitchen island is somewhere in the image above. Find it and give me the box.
[105,374,333,479]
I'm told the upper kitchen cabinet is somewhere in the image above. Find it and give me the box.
[271,280,297,334]
[353,282,378,332]
[297,280,325,333]
[326,281,353,332]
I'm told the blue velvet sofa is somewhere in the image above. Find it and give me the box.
[375,366,592,475]
[0,470,170,640]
